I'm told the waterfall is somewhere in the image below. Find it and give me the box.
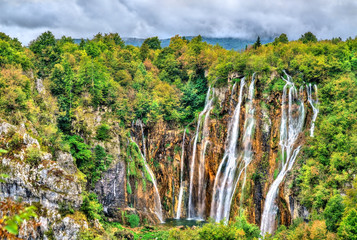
[188,87,215,220]
[229,82,237,114]
[176,128,187,219]
[234,73,256,210]
[130,123,164,223]
[307,84,319,137]
[260,71,305,236]
[210,77,246,222]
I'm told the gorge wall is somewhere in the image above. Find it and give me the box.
[0,71,317,238]
[94,72,317,233]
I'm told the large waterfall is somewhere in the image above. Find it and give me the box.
[131,122,164,223]
[260,72,306,235]
[210,77,246,222]
[188,87,215,219]
[176,128,187,219]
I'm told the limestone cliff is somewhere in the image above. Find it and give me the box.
[0,122,89,239]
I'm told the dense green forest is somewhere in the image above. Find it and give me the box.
[0,31,356,239]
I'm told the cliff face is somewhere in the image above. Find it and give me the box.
[0,74,313,235]
[0,122,88,239]
[96,74,313,229]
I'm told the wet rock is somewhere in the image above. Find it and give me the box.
[95,160,126,220]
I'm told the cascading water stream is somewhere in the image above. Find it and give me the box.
[232,73,256,211]
[130,125,164,223]
[307,84,319,137]
[260,71,306,236]
[176,128,187,219]
[188,87,215,220]
[210,77,246,222]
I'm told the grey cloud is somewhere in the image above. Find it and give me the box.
[0,0,356,45]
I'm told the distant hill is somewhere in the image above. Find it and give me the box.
[122,37,273,50]
[73,37,273,51]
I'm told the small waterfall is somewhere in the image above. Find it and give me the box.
[188,87,215,220]
[307,84,319,137]
[130,124,164,223]
[176,128,187,219]
[229,82,237,114]
[210,77,246,222]
[260,71,305,236]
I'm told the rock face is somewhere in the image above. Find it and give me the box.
[95,160,126,220]
[0,121,88,239]
[0,73,314,235]
[94,74,313,229]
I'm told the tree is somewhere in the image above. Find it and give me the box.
[140,42,150,61]
[142,36,161,50]
[253,36,261,49]
[324,194,345,232]
[299,32,318,43]
[273,33,289,45]
[29,31,56,54]
[338,209,357,239]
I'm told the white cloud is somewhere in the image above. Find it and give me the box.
[0,0,356,45]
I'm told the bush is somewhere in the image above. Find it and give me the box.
[324,194,345,232]
[26,147,42,166]
[7,131,23,151]
[338,209,357,240]
[96,124,111,141]
[127,213,140,228]
[80,192,103,221]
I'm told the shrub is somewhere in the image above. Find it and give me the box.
[80,192,103,221]
[338,209,357,239]
[26,147,42,166]
[7,132,23,151]
[96,124,111,141]
[127,214,140,228]
[323,194,344,232]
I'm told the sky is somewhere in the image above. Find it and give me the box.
[0,0,356,45]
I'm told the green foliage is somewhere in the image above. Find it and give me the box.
[96,124,111,141]
[25,146,42,166]
[4,205,37,235]
[59,202,75,217]
[273,33,289,45]
[323,194,345,232]
[168,216,260,240]
[299,32,318,44]
[338,209,357,239]
[143,37,162,50]
[253,36,262,49]
[127,213,140,228]
[67,135,92,173]
[29,31,56,54]
[81,192,103,221]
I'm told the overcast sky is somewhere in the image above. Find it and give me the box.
[0,0,356,45]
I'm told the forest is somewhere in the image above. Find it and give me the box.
[0,30,356,239]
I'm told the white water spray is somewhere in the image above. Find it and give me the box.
[260,71,305,236]
[176,128,187,219]
[307,84,319,137]
[131,123,164,223]
[210,77,246,222]
[188,87,215,219]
